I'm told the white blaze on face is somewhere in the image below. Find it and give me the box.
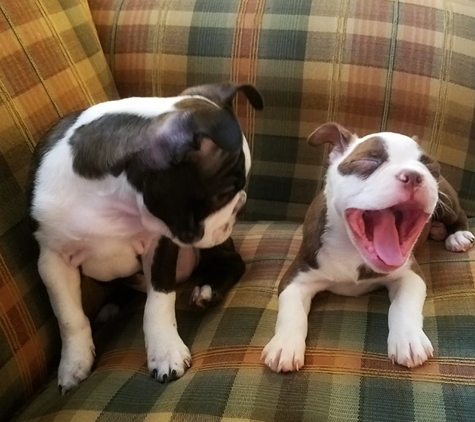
[193,190,247,248]
[192,136,250,249]
[242,135,252,176]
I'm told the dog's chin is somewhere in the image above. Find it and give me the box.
[345,202,430,273]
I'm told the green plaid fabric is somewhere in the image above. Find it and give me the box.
[0,0,119,419]
[90,0,475,221]
[13,220,475,422]
[2,0,475,420]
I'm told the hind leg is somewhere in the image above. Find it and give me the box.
[434,176,474,252]
[190,237,246,308]
[38,248,95,394]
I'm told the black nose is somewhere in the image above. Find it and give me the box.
[396,170,423,187]
[178,225,204,244]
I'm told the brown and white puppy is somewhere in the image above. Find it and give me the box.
[262,122,474,373]
[29,82,263,393]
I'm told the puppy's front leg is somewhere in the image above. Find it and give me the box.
[386,271,433,367]
[38,248,94,394]
[143,237,191,383]
[262,271,324,372]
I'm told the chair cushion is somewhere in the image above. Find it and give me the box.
[0,0,119,419]
[13,220,475,421]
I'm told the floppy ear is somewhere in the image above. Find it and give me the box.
[138,102,245,169]
[307,122,356,163]
[187,103,245,152]
[181,82,264,111]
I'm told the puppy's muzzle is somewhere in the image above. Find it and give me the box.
[396,169,424,188]
[177,225,205,244]
[192,190,247,249]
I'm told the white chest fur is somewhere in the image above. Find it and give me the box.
[31,138,188,282]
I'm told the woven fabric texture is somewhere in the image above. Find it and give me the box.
[13,220,475,422]
[0,0,119,419]
[2,0,475,420]
[90,0,475,221]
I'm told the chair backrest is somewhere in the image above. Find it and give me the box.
[90,0,475,221]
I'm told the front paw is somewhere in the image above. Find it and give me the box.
[261,335,306,372]
[445,231,474,252]
[58,336,95,394]
[147,335,191,383]
[388,327,433,368]
[190,285,220,308]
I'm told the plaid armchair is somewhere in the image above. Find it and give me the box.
[1,0,474,421]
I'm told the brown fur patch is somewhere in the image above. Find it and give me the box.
[338,136,388,179]
[414,158,467,249]
[357,264,384,281]
[433,175,469,233]
[419,153,441,180]
[278,191,327,295]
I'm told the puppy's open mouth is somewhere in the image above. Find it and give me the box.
[345,202,430,272]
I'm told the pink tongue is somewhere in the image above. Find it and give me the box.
[372,209,405,267]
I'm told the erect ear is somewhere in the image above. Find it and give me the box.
[181,82,264,111]
[307,122,356,163]
[138,102,245,169]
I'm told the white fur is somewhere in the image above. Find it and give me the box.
[327,133,438,217]
[143,290,191,381]
[191,285,213,307]
[263,131,440,372]
[65,95,214,142]
[242,133,252,177]
[193,191,247,248]
[32,96,249,392]
[445,231,475,252]
[262,274,323,372]
[386,271,433,367]
[38,248,95,394]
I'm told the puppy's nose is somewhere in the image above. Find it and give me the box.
[179,225,204,244]
[396,170,423,187]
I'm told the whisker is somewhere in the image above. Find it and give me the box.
[433,190,453,219]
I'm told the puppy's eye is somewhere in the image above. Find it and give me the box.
[214,186,238,208]
[216,188,235,202]
[356,157,381,166]
[347,157,382,177]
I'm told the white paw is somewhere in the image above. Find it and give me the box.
[190,285,213,308]
[58,334,95,394]
[261,335,306,372]
[388,327,433,368]
[146,333,191,383]
[445,231,475,252]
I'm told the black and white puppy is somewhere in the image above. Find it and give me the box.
[262,122,474,372]
[28,82,263,393]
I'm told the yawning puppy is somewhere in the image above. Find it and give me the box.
[262,122,474,373]
[28,82,263,393]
